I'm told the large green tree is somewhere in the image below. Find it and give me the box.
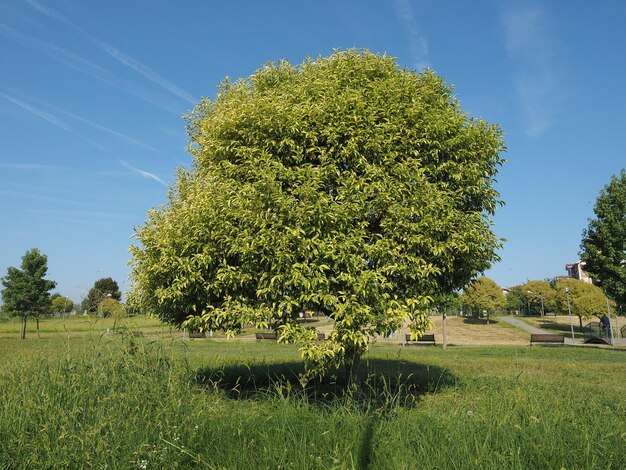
[581,169,626,314]
[1,248,56,339]
[130,50,505,381]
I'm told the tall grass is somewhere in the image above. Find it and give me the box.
[0,335,624,469]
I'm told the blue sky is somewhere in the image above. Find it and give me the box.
[1,0,625,303]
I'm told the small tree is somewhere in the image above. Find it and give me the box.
[461,277,505,323]
[581,169,626,314]
[51,295,73,314]
[130,50,505,383]
[504,285,524,314]
[98,298,127,319]
[1,248,56,339]
[522,280,556,316]
[84,277,122,313]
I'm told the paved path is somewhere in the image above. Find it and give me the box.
[499,316,576,345]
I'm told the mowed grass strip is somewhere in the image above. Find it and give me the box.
[0,331,625,468]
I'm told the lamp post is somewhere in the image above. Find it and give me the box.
[526,290,545,321]
[565,287,575,342]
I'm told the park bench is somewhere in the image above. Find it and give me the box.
[530,333,564,345]
[188,331,206,339]
[255,332,277,341]
[405,334,436,345]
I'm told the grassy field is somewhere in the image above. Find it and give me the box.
[1,317,625,469]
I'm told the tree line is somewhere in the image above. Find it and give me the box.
[461,276,616,331]
[1,248,125,339]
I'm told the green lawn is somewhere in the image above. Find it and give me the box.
[1,321,625,469]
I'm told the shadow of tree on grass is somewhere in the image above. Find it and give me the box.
[462,317,499,325]
[194,357,457,408]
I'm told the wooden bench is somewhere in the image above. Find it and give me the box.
[188,331,206,339]
[530,333,565,345]
[255,332,277,341]
[405,334,436,345]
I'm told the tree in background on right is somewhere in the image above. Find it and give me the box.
[580,169,626,315]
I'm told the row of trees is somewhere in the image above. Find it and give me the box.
[461,276,616,330]
[1,248,125,339]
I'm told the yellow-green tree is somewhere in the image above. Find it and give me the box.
[462,277,505,322]
[554,278,614,330]
[522,280,556,315]
[130,50,505,382]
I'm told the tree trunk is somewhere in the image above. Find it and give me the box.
[579,316,583,332]
[344,349,362,387]
[20,316,27,339]
[36,316,40,339]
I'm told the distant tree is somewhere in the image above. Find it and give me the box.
[461,277,505,322]
[1,248,56,339]
[522,280,556,315]
[554,278,613,330]
[504,285,524,314]
[580,169,626,314]
[51,295,73,313]
[129,50,506,382]
[84,277,121,313]
[98,298,127,319]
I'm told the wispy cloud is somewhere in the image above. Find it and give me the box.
[26,0,196,105]
[0,23,181,113]
[120,160,167,187]
[0,88,158,151]
[502,4,558,138]
[0,163,61,171]
[48,103,159,153]
[394,0,429,70]
[0,90,70,131]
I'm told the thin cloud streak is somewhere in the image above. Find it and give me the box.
[0,23,181,114]
[502,4,557,138]
[49,104,159,153]
[119,160,168,187]
[394,0,429,70]
[26,0,196,105]
[0,91,70,131]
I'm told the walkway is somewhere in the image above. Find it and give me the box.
[499,316,576,345]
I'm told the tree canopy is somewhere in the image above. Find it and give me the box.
[461,277,505,316]
[129,50,505,380]
[581,169,626,314]
[553,278,614,330]
[51,294,73,313]
[84,277,122,313]
[1,248,56,339]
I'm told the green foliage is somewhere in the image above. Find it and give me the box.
[581,169,626,314]
[51,295,73,314]
[554,278,614,325]
[461,277,505,315]
[98,298,127,319]
[504,285,524,313]
[84,277,121,313]
[0,248,56,339]
[522,280,556,314]
[130,49,505,379]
